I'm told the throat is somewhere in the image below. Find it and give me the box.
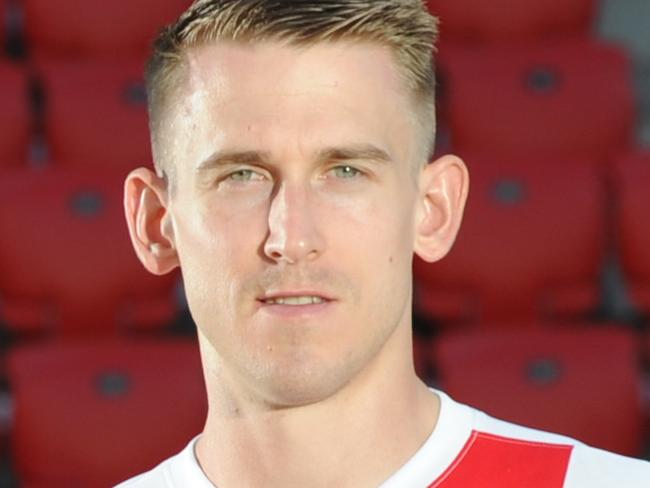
[196,380,439,488]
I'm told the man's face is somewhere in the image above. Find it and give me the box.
[161,41,425,406]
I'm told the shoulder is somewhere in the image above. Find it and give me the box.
[430,391,650,487]
[113,458,174,488]
[472,408,650,488]
[113,435,212,488]
[563,442,650,487]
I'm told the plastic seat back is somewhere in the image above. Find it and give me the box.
[441,40,635,166]
[435,324,643,456]
[39,59,151,168]
[23,0,191,59]
[8,339,206,487]
[427,0,596,43]
[414,153,605,324]
[0,167,179,334]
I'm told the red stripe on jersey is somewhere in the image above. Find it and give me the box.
[429,431,573,487]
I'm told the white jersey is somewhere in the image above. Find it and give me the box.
[115,389,650,487]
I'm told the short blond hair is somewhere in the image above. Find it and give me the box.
[147,0,439,173]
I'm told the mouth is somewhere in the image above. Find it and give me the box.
[262,295,328,306]
[257,290,337,320]
[256,291,335,316]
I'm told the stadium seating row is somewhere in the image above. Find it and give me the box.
[0,167,180,335]
[16,0,192,60]
[414,151,650,326]
[439,39,635,166]
[3,324,645,486]
[8,338,206,487]
[0,153,648,337]
[0,58,150,168]
[429,324,644,457]
[0,38,634,171]
[39,59,152,167]
[426,0,596,43]
[0,1,646,486]
[414,154,605,324]
[0,0,598,59]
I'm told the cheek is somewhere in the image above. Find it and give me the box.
[317,184,416,307]
[319,183,414,257]
[171,196,270,308]
[179,192,270,257]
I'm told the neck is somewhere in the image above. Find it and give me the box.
[196,322,440,488]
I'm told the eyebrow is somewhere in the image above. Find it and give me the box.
[316,145,393,165]
[196,150,272,172]
[195,144,393,172]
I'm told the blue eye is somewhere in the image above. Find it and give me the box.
[332,166,362,179]
[228,169,263,182]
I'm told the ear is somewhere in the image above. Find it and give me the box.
[414,154,469,263]
[124,167,179,275]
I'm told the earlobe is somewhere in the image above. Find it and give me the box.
[414,154,469,263]
[124,167,180,275]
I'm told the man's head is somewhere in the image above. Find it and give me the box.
[124,0,468,409]
[146,0,439,179]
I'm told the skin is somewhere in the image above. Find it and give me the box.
[125,41,468,487]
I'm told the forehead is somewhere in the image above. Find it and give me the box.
[162,41,417,171]
[186,39,404,87]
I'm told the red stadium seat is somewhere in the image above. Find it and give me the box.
[38,59,151,168]
[426,0,596,43]
[8,339,206,487]
[616,151,650,315]
[0,62,30,166]
[22,0,191,59]
[434,324,643,456]
[441,40,635,166]
[0,167,179,335]
[413,153,605,325]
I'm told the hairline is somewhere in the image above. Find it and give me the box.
[149,38,436,183]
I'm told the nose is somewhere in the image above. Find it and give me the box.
[263,181,326,264]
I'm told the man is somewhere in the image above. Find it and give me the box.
[119,0,650,486]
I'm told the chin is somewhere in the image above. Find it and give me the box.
[261,378,348,409]
[248,316,401,408]
[255,352,365,409]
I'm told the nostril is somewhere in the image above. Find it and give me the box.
[263,238,295,264]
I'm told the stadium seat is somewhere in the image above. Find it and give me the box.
[38,59,151,168]
[0,167,179,335]
[8,339,206,487]
[615,151,650,315]
[434,324,643,457]
[0,62,30,166]
[426,0,596,43]
[22,0,191,59]
[413,153,605,325]
[440,40,635,166]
